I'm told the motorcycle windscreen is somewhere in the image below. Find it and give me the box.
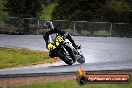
[48,33,57,43]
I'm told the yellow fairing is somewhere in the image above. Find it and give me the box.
[48,43,56,50]
[56,36,63,46]
[48,36,63,50]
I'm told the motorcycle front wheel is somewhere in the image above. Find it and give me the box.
[58,45,74,65]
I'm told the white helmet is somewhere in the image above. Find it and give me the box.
[44,21,54,29]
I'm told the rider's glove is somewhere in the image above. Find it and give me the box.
[48,43,56,50]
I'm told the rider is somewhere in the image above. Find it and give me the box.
[42,21,80,58]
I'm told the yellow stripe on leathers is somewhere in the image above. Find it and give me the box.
[48,36,63,50]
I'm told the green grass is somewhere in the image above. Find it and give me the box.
[6,79,132,88]
[0,47,59,68]
[41,3,57,20]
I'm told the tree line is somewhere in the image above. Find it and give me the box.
[3,0,132,23]
[2,0,132,23]
[52,0,132,23]
[1,0,132,34]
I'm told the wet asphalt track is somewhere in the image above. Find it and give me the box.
[0,34,132,75]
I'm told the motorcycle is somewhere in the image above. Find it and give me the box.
[47,33,85,65]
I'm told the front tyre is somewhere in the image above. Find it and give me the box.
[58,45,74,65]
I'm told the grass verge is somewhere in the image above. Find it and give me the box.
[0,47,59,68]
[6,79,132,88]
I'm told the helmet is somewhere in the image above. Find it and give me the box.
[44,21,54,29]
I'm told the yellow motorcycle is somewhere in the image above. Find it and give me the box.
[48,33,85,65]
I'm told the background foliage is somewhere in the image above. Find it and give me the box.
[0,0,131,23]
